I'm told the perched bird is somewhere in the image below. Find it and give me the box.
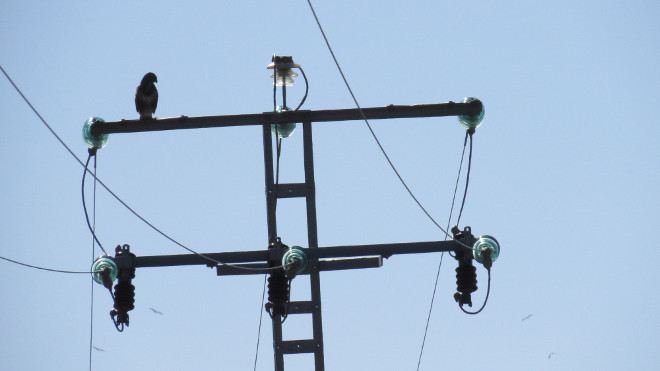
[135,72,158,120]
[149,307,164,315]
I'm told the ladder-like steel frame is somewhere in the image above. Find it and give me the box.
[97,100,484,371]
[262,120,325,370]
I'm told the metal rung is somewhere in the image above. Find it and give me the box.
[318,257,382,271]
[215,263,270,276]
[279,339,318,354]
[275,183,310,198]
[287,301,317,314]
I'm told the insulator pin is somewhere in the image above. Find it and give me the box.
[91,256,118,290]
[282,246,308,279]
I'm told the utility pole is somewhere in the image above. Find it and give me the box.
[88,56,499,371]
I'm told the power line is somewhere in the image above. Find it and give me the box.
[455,131,474,226]
[416,252,446,370]
[0,255,99,274]
[89,153,99,371]
[301,6,484,367]
[253,274,268,371]
[416,130,470,370]
[0,62,280,273]
[82,153,109,256]
[304,1,474,250]
[0,64,83,171]
[89,277,95,371]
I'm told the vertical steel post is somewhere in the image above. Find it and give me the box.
[263,122,285,370]
[302,119,325,370]
[263,123,278,245]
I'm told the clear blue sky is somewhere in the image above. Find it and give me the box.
[1,1,659,370]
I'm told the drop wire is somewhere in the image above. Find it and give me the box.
[83,153,108,256]
[416,130,470,370]
[253,274,268,371]
[88,154,97,371]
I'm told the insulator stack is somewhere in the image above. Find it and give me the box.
[266,270,290,317]
[110,244,136,331]
[112,281,135,324]
[454,260,478,307]
[452,226,478,307]
[265,238,291,318]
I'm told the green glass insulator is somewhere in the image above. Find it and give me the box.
[271,122,296,138]
[271,106,296,138]
[458,97,485,129]
[472,235,500,264]
[83,117,109,149]
[91,256,118,285]
[282,246,308,276]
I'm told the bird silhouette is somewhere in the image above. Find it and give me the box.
[521,314,533,321]
[149,307,164,315]
[548,352,558,360]
[93,346,105,352]
[135,72,158,120]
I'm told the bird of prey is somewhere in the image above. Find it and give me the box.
[149,307,164,315]
[521,314,533,321]
[135,72,158,120]
[93,346,105,352]
[548,352,558,360]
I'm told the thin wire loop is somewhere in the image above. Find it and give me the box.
[459,268,491,315]
[294,67,309,111]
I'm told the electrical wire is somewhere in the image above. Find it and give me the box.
[294,67,309,111]
[453,131,491,316]
[416,251,445,371]
[88,152,100,371]
[273,68,278,111]
[0,64,84,175]
[455,131,473,227]
[459,269,491,315]
[265,65,305,326]
[83,152,109,256]
[273,68,283,204]
[416,130,470,370]
[89,276,94,371]
[303,1,475,251]
[449,131,470,242]
[0,63,281,273]
[253,274,268,371]
[0,255,101,274]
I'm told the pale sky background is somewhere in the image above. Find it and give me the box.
[1,1,659,370]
